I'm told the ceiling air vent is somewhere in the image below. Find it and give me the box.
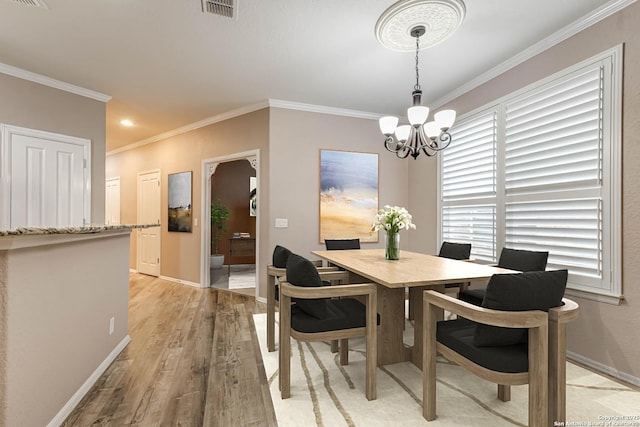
[202,0,234,18]
[9,0,48,8]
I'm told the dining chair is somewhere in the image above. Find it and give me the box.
[266,245,348,352]
[423,270,577,426]
[408,241,472,320]
[439,241,472,290]
[279,253,378,400]
[324,238,361,250]
[458,247,548,306]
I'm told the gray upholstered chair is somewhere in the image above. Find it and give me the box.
[423,269,577,426]
[408,241,472,320]
[324,238,361,250]
[439,241,472,291]
[266,245,347,352]
[279,253,378,400]
[458,247,548,306]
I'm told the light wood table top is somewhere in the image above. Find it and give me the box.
[312,248,516,367]
[312,249,514,288]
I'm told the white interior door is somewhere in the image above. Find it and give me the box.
[137,170,161,276]
[105,177,121,225]
[1,124,91,229]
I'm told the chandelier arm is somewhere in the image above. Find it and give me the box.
[429,131,452,152]
[416,125,436,156]
[384,136,398,153]
[396,143,412,159]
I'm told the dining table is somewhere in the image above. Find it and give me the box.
[311,248,515,368]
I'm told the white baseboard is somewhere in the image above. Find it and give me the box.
[568,350,640,388]
[159,275,203,288]
[47,335,131,427]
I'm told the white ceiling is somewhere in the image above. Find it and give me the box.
[0,0,623,152]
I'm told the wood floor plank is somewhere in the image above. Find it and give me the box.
[204,303,276,427]
[63,274,270,426]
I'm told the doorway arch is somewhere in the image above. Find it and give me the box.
[201,149,260,300]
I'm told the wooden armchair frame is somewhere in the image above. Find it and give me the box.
[266,263,348,352]
[422,290,549,426]
[548,298,579,425]
[279,281,378,401]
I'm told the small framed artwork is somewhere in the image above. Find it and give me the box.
[250,176,257,217]
[319,149,379,243]
[168,171,192,232]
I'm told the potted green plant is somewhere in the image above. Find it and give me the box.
[210,199,230,269]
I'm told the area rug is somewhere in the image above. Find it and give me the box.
[253,313,640,426]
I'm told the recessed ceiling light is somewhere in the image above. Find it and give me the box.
[120,119,134,127]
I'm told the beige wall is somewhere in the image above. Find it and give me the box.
[107,106,410,299]
[269,108,410,257]
[1,232,131,426]
[106,108,270,286]
[411,3,640,381]
[0,73,107,224]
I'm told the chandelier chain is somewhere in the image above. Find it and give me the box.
[414,33,421,91]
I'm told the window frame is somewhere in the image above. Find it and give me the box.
[438,45,622,304]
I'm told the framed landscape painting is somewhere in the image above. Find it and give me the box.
[319,149,378,243]
[168,171,192,232]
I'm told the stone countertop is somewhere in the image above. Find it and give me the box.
[0,224,159,237]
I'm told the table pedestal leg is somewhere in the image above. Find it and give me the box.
[376,285,410,365]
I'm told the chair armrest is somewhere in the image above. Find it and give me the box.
[267,265,286,277]
[280,281,376,299]
[549,298,579,324]
[267,265,341,278]
[423,290,547,329]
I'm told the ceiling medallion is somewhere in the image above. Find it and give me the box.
[375,0,466,52]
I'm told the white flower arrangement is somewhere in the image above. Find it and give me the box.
[371,205,417,234]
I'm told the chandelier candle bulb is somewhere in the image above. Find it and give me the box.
[379,116,399,135]
[408,106,429,126]
[395,125,411,143]
[434,109,456,130]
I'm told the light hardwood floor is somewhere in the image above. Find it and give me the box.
[62,273,276,427]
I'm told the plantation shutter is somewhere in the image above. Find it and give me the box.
[439,46,621,300]
[504,63,606,288]
[441,110,497,262]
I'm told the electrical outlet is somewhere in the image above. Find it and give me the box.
[109,317,115,335]
[275,218,288,228]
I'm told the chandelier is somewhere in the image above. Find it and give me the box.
[375,0,466,160]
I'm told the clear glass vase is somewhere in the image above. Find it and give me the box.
[385,231,400,260]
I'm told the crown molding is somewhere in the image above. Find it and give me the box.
[432,0,636,108]
[268,99,381,120]
[0,62,111,102]
[108,99,381,156]
[107,100,270,155]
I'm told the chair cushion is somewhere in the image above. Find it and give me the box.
[439,242,472,260]
[474,270,568,347]
[458,288,485,306]
[437,319,528,373]
[286,253,327,318]
[272,245,292,268]
[498,248,549,272]
[291,298,379,333]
